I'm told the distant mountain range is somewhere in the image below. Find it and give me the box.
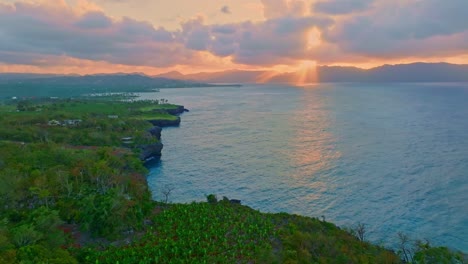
[0,73,210,87]
[1,63,467,98]
[0,74,234,98]
[155,63,468,83]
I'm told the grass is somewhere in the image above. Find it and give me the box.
[51,101,129,116]
[132,113,179,121]
[0,104,16,112]
[0,99,182,148]
[1,98,180,116]
[138,104,179,111]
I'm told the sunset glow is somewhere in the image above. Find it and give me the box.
[307,28,322,49]
[294,60,318,85]
[0,0,466,75]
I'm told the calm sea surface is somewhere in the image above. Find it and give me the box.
[140,83,468,251]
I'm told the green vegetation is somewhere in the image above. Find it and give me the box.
[0,98,179,263]
[133,113,179,122]
[80,200,275,263]
[0,97,464,263]
[0,98,178,147]
[80,198,402,264]
[0,141,153,263]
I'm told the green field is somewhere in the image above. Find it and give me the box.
[137,104,180,111]
[0,99,181,146]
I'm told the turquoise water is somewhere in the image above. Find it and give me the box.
[141,83,468,252]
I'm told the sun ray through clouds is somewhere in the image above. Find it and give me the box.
[293,60,318,85]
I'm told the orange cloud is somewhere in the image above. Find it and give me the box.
[0,0,466,75]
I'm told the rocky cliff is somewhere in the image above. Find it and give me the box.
[139,105,187,161]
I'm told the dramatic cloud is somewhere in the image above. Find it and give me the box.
[0,1,196,67]
[261,0,309,19]
[322,0,468,60]
[220,5,231,14]
[0,0,466,73]
[313,0,374,15]
[180,16,332,65]
[75,11,112,29]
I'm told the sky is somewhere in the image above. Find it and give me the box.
[0,0,467,75]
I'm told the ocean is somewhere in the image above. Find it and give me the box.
[140,83,468,252]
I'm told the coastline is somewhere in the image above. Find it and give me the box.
[0,97,464,263]
[139,105,188,161]
[141,104,467,263]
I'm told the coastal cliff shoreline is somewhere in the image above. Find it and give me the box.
[138,104,468,262]
[139,105,188,161]
[78,100,465,263]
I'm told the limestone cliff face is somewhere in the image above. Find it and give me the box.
[164,105,189,115]
[151,105,189,115]
[140,105,188,161]
[148,117,181,127]
[148,126,162,140]
[139,142,163,161]
[139,125,167,161]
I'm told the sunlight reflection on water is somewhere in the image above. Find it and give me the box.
[141,83,468,252]
[283,88,341,205]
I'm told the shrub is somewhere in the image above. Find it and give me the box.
[413,241,464,264]
[206,194,218,204]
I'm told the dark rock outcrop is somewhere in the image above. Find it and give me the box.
[140,105,187,161]
[148,126,162,140]
[230,199,242,205]
[153,105,189,115]
[148,117,181,127]
[139,142,163,161]
[164,105,188,115]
